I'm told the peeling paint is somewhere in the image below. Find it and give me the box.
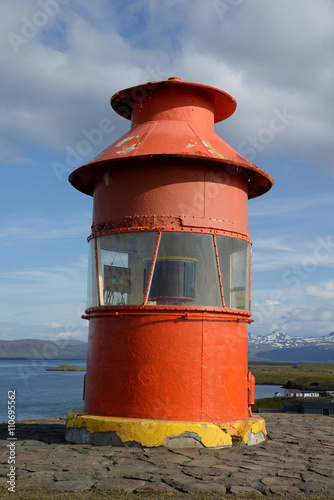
[222,416,267,444]
[116,135,140,147]
[66,412,266,448]
[104,172,110,186]
[66,412,232,448]
[186,140,197,149]
[201,139,227,159]
[116,142,141,155]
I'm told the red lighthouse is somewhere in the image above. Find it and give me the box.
[65,77,273,447]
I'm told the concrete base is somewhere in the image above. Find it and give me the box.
[65,410,266,448]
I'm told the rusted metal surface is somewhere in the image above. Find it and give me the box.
[89,159,250,239]
[88,226,253,244]
[111,77,236,123]
[89,215,252,241]
[83,306,253,321]
[69,77,273,426]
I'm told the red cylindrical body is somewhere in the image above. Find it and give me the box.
[84,312,248,422]
[69,78,273,423]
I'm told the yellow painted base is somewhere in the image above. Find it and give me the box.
[65,411,266,448]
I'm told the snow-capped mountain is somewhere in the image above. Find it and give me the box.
[248,329,334,348]
[248,329,334,362]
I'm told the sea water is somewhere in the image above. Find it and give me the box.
[0,359,86,422]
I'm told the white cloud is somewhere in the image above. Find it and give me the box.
[0,320,88,342]
[0,213,91,246]
[305,281,334,301]
[251,277,334,337]
[252,235,295,252]
[2,264,86,296]
[252,232,334,272]
[43,322,62,328]
[0,254,88,335]
[58,330,81,339]
[263,300,280,306]
[0,140,35,166]
[175,0,334,170]
[282,306,334,323]
[251,298,334,337]
[249,193,334,218]
[1,0,333,171]
[1,0,334,342]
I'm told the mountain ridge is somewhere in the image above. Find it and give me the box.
[248,329,334,363]
[0,339,87,359]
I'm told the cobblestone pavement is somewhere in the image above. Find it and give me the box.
[0,413,334,497]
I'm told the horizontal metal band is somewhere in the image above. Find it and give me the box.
[82,305,253,323]
[88,224,251,243]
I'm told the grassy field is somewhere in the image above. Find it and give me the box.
[0,487,333,500]
[249,362,334,390]
[252,397,293,412]
[47,366,86,371]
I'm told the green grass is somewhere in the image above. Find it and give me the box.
[0,488,333,500]
[252,397,293,412]
[249,363,334,390]
[47,366,86,371]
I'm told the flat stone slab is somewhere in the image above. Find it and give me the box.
[0,413,334,498]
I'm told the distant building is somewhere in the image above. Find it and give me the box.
[303,391,320,398]
[284,389,320,398]
[320,391,334,398]
[284,400,334,416]
[284,389,304,398]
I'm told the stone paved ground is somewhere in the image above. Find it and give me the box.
[0,412,334,498]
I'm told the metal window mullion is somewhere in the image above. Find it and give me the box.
[143,232,162,305]
[213,234,225,308]
[94,237,102,307]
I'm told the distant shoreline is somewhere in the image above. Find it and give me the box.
[0,357,87,360]
[47,366,86,371]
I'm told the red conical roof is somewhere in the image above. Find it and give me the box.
[69,77,273,199]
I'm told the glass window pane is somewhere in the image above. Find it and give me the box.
[87,239,98,308]
[216,236,251,311]
[96,233,158,306]
[146,232,222,307]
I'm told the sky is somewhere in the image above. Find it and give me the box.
[1,0,334,342]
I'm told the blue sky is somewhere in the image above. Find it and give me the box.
[1,0,334,341]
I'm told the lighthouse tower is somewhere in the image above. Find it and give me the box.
[65,77,273,447]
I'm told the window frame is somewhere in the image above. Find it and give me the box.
[88,231,252,312]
